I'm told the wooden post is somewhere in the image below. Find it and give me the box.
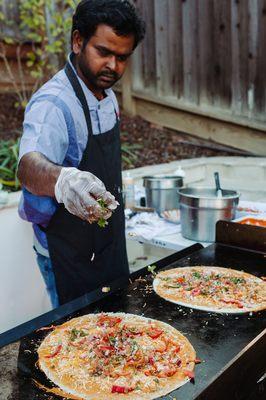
[121,59,136,116]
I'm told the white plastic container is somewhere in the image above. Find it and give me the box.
[174,165,186,178]
[123,172,135,209]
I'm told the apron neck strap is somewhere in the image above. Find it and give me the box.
[65,58,93,137]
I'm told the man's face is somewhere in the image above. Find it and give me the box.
[73,24,135,91]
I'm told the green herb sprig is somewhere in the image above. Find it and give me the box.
[147,265,157,274]
[97,198,108,228]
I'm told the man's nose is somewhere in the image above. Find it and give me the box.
[106,55,117,71]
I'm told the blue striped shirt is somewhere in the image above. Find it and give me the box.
[18,57,119,251]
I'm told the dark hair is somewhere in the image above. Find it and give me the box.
[72,0,146,49]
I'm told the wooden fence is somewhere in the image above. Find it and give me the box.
[120,0,266,154]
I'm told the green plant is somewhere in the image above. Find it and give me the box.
[121,132,142,168]
[0,0,78,108]
[121,143,143,167]
[0,138,20,191]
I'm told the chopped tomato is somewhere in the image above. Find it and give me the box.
[44,344,62,358]
[191,288,201,296]
[98,345,114,352]
[125,330,143,338]
[157,365,177,378]
[148,356,155,365]
[174,345,180,353]
[70,338,87,347]
[175,277,185,284]
[97,314,122,327]
[155,340,168,353]
[144,370,153,376]
[111,385,133,394]
[184,370,195,380]
[148,328,163,339]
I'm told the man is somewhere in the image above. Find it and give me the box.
[17,0,145,308]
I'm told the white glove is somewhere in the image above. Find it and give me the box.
[55,167,118,223]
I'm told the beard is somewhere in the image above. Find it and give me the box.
[77,53,121,90]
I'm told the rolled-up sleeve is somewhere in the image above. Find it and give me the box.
[19,99,69,165]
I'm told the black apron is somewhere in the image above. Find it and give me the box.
[45,60,129,305]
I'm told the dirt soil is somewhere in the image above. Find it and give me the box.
[0,93,244,168]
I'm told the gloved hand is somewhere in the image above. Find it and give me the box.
[55,167,118,223]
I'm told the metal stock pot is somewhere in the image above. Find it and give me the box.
[143,176,183,213]
[177,187,240,242]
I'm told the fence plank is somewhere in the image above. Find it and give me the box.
[134,96,266,155]
[247,0,259,119]
[168,0,184,98]
[131,0,143,90]
[198,0,215,106]
[139,0,156,90]
[154,0,170,95]
[212,0,232,108]
[231,0,249,116]
[254,0,266,114]
[182,0,199,104]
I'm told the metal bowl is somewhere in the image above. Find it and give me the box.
[143,176,183,213]
[177,187,240,242]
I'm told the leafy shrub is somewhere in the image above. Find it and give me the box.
[0,0,78,108]
[0,138,20,191]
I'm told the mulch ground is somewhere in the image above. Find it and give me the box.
[0,93,243,168]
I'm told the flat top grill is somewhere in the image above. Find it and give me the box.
[1,221,266,400]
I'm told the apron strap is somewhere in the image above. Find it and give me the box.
[65,59,93,138]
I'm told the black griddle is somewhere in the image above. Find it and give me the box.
[0,221,266,400]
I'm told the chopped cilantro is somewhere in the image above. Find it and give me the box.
[147,265,157,274]
[166,284,181,288]
[130,340,139,354]
[69,328,87,341]
[109,336,116,345]
[98,217,108,228]
[193,271,201,279]
[70,328,79,341]
[97,199,109,228]
[231,277,245,284]
[97,199,106,208]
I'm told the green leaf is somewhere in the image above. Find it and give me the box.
[97,217,108,228]
[147,265,157,274]
[3,37,14,45]
[97,199,109,228]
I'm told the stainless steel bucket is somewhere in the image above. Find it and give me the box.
[178,187,240,242]
[143,176,183,213]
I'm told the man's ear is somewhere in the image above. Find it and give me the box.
[72,30,84,55]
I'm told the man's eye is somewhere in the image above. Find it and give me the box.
[98,48,110,56]
[117,55,128,62]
